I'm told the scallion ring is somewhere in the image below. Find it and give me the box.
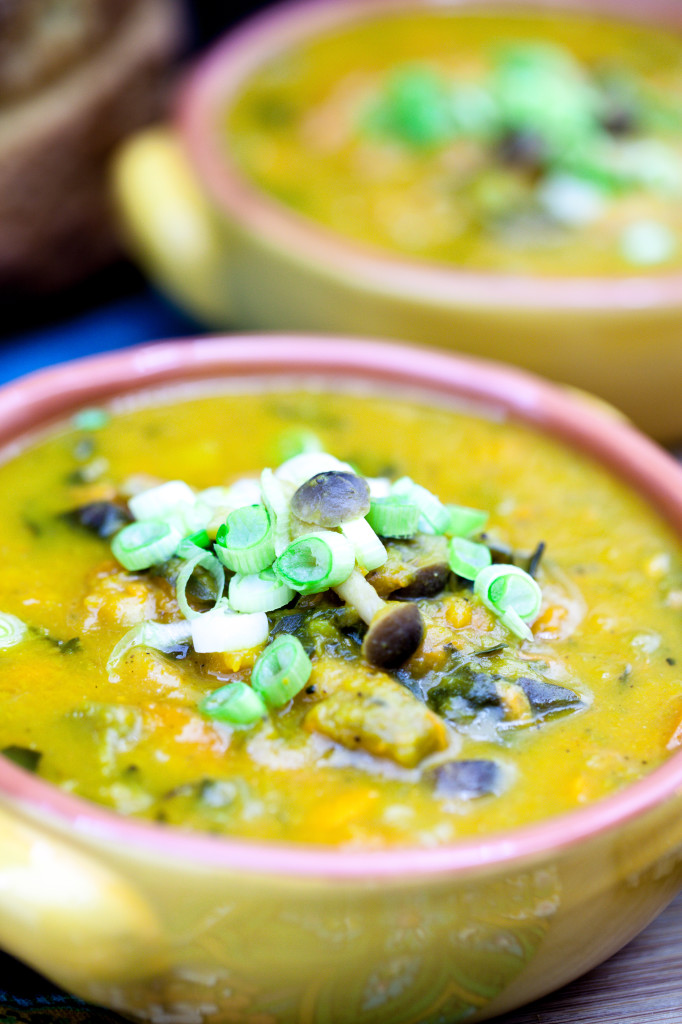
[106,619,192,679]
[366,496,420,538]
[0,612,27,650]
[274,531,355,594]
[111,519,181,571]
[228,567,295,614]
[200,682,267,726]
[175,550,225,620]
[448,537,492,581]
[251,635,312,709]
[391,476,451,534]
[190,602,269,653]
[474,564,542,640]
[445,504,489,538]
[128,480,195,522]
[215,504,275,574]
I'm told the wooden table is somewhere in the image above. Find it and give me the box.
[496,889,682,1022]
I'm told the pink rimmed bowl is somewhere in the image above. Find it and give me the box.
[1,336,682,1021]
[112,0,682,441]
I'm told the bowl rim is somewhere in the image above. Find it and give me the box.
[177,0,682,313]
[2,333,682,878]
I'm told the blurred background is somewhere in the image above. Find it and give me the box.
[0,1,268,376]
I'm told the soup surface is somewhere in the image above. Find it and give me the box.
[0,386,681,848]
[227,7,682,275]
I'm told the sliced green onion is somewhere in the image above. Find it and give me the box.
[474,564,542,640]
[366,477,392,499]
[175,551,225,620]
[229,567,295,613]
[274,531,355,594]
[251,635,312,709]
[366,496,420,538]
[275,428,323,463]
[445,504,489,538]
[72,407,109,431]
[448,537,492,580]
[128,480,195,521]
[261,468,292,556]
[391,477,450,534]
[190,602,268,653]
[339,517,387,570]
[222,478,262,510]
[214,504,275,574]
[0,612,27,650]
[275,452,353,490]
[176,530,211,558]
[200,681,267,726]
[499,608,534,642]
[106,619,192,678]
[112,520,181,571]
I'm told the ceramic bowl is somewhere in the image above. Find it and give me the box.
[2,336,682,1022]
[111,0,682,441]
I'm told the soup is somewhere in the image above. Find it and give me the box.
[227,7,682,275]
[0,386,681,848]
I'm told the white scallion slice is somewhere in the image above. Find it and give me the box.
[106,619,192,678]
[228,567,295,613]
[261,467,292,556]
[274,452,353,490]
[111,519,181,571]
[190,603,268,653]
[391,476,451,534]
[0,612,27,650]
[366,477,392,499]
[128,480,196,521]
[275,531,355,594]
[339,517,387,571]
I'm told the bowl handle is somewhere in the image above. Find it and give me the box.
[0,802,165,988]
[112,126,227,324]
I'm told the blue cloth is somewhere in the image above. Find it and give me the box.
[0,292,197,385]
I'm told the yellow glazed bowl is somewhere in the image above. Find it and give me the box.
[112,0,682,442]
[2,336,682,1022]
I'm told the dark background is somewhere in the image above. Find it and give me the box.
[0,0,274,342]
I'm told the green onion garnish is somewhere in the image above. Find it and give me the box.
[0,612,27,650]
[228,567,295,613]
[177,530,211,558]
[106,619,192,679]
[200,682,267,726]
[448,537,492,580]
[275,428,323,463]
[251,635,312,709]
[215,504,275,574]
[474,564,542,641]
[445,504,489,538]
[175,550,225,620]
[274,531,355,594]
[391,477,451,534]
[128,480,196,522]
[339,517,387,571]
[72,407,109,431]
[260,468,292,556]
[366,496,420,538]
[111,520,181,571]
[190,602,269,653]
